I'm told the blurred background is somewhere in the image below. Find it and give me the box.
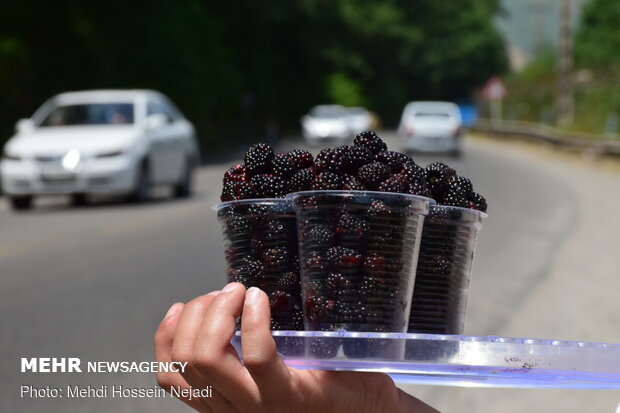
[1,0,619,412]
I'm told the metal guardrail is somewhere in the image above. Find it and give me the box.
[472,119,620,157]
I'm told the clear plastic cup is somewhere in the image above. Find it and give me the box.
[290,190,432,357]
[407,205,487,337]
[214,199,304,339]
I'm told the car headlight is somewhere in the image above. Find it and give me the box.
[95,150,124,158]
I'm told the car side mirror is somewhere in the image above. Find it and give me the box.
[15,119,35,134]
[145,114,168,130]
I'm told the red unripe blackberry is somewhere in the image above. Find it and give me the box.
[354,131,387,154]
[357,162,391,190]
[244,143,275,176]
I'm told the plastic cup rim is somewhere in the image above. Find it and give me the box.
[285,189,437,205]
[431,204,489,219]
[211,197,291,212]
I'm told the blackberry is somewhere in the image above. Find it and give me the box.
[233,181,257,200]
[309,336,339,359]
[250,174,287,198]
[220,180,235,201]
[326,272,351,293]
[441,188,469,208]
[304,295,335,323]
[326,246,362,269]
[244,143,275,176]
[262,247,290,268]
[407,179,433,198]
[425,162,456,198]
[342,174,366,190]
[265,219,289,238]
[337,146,374,174]
[238,258,263,280]
[223,164,247,184]
[401,161,427,182]
[468,192,487,212]
[375,151,412,173]
[269,290,294,313]
[287,149,314,171]
[306,225,335,246]
[278,272,299,290]
[446,176,473,198]
[305,252,326,271]
[335,214,368,237]
[329,145,352,172]
[378,175,408,193]
[272,153,295,179]
[354,131,387,154]
[288,168,314,192]
[357,162,391,190]
[368,199,391,217]
[313,171,343,190]
[314,148,335,172]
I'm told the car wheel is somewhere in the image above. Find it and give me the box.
[173,159,194,199]
[130,162,151,203]
[71,193,88,206]
[9,195,33,211]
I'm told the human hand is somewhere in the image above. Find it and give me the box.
[154,282,440,413]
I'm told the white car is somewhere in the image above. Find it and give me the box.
[397,101,463,156]
[1,89,199,210]
[301,105,352,145]
[347,107,373,135]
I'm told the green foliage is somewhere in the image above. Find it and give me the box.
[0,0,507,150]
[575,0,620,68]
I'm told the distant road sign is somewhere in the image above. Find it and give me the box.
[483,76,507,101]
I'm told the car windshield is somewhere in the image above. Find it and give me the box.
[310,106,347,118]
[39,103,134,127]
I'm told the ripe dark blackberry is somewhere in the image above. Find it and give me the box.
[401,161,426,182]
[233,182,256,200]
[238,258,263,280]
[328,145,351,172]
[375,151,412,173]
[354,131,387,154]
[342,174,366,190]
[337,145,374,174]
[326,246,362,269]
[335,214,368,237]
[441,188,469,208]
[288,168,314,192]
[265,219,289,238]
[314,148,335,172]
[287,149,314,171]
[357,162,391,190]
[326,272,351,293]
[378,175,408,193]
[305,252,326,271]
[278,272,299,290]
[244,143,275,176]
[220,180,236,201]
[223,164,247,184]
[425,162,456,198]
[309,337,339,359]
[250,174,287,198]
[407,179,432,198]
[272,153,295,179]
[306,225,335,246]
[447,176,473,198]
[368,199,391,217]
[468,192,488,212]
[262,247,290,268]
[313,171,343,190]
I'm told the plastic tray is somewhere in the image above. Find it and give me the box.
[231,331,620,389]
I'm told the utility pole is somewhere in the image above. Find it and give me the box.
[556,0,574,127]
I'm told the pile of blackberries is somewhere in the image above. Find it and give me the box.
[219,131,488,358]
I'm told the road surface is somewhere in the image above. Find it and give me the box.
[1,133,619,412]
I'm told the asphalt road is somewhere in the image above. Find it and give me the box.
[1,133,619,412]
